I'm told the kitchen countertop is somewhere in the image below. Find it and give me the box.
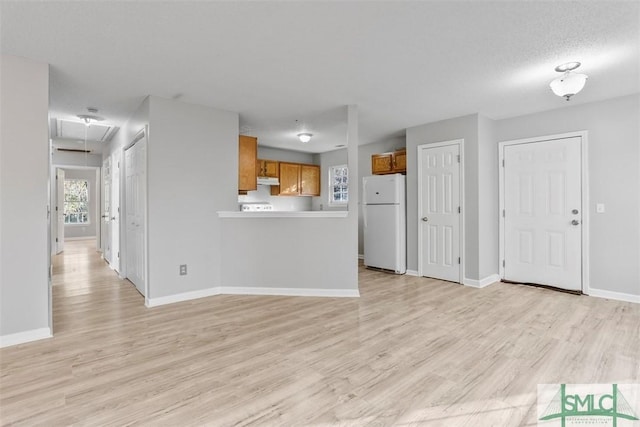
[217,211,348,218]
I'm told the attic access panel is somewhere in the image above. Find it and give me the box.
[52,118,118,142]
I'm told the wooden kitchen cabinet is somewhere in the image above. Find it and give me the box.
[256,159,279,178]
[300,164,320,196]
[273,162,320,196]
[238,135,257,193]
[371,148,406,175]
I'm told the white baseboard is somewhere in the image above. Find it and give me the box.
[587,288,640,304]
[64,236,96,241]
[0,327,52,348]
[146,287,221,307]
[463,274,500,289]
[219,286,360,298]
[406,270,419,277]
[358,254,364,260]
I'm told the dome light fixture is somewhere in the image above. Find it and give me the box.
[297,132,313,143]
[550,62,588,101]
[77,107,104,126]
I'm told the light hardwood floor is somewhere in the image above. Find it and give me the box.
[1,240,638,426]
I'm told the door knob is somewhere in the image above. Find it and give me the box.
[422,217,429,222]
[572,209,579,214]
[571,219,580,226]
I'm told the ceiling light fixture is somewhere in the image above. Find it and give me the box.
[297,133,313,143]
[550,62,588,101]
[77,107,104,126]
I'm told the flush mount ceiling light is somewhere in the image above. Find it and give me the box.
[297,133,313,143]
[77,107,104,126]
[550,62,588,101]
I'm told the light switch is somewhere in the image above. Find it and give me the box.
[596,203,605,213]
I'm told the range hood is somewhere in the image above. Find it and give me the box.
[257,177,280,186]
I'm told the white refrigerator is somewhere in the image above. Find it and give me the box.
[363,174,406,274]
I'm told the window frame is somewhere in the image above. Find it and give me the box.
[328,164,349,207]
[63,179,90,225]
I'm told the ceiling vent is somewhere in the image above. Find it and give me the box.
[57,148,91,153]
[50,118,119,143]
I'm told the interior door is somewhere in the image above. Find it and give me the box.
[125,135,146,296]
[503,137,582,291]
[111,152,120,272]
[102,157,112,264]
[56,168,65,254]
[419,144,461,282]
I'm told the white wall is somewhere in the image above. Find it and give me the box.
[62,168,99,239]
[0,55,50,342]
[52,151,102,167]
[495,94,640,297]
[146,96,239,299]
[357,137,405,256]
[258,146,314,164]
[219,105,359,294]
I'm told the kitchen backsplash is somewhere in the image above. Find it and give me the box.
[238,185,312,211]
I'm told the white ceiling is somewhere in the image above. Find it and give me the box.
[1,1,638,153]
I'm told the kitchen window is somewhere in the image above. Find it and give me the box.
[64,179,90,224]
[328,165,348,206]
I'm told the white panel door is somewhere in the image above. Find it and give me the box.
[102,157,112,264]
[111,153,120,272]
[125,138,146,296]
[503,137,582,291]
[56,168,65,254]
[419,144,461,282]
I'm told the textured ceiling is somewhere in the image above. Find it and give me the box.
[1,1,638,153]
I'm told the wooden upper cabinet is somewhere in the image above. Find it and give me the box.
[278,162,300,195]
[372,149,406,175]
[273,162,320,196]
[300,164,320,196]
[238,135,257,193]
[371,153,394,174]
[256,159,279,178]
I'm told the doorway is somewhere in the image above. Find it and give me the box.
[499,132,589,292]
[417,139,464,283]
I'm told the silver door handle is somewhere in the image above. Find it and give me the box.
[422,217,429,222]
[111,216,116,220]
[571,219,580,226]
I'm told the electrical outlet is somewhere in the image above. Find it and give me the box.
[179,264,187,276]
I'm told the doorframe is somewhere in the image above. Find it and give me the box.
[498,131,590,294]
[417,139,465,283]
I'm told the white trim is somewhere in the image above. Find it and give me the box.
[417,139,465,284]
[358,254,364,260]
[586,288,640,304]
[498,131,589,293]
[0,327,52,348]
[219,286,360,298]
[145,287,221,307]
[463,274,500,288]
[64,236,97,241]
[405,269,419,277]
[218,211,348,218]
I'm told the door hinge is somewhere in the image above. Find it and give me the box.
[56,237,58,242]
[458,257,461,264]
[55,206,58,212]
[117,251,120,258]
[458,206,461,214]
[457,154,461,163]
[502,209,505,217]
[502,159,505,167]
[502,259,505,267]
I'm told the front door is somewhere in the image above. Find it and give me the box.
[503,137,582,291]
[418,142,461,283]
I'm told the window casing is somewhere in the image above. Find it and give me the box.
[64,179,90,224]
[328,165,348,206]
